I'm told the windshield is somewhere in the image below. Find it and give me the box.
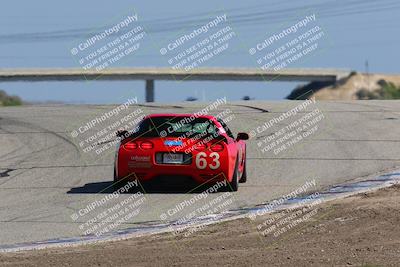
[132,116,219,138]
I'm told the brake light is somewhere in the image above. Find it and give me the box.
[140,141,154,149]
[210,143,224,152]
[124,142,138,150]
[195,143,207,151]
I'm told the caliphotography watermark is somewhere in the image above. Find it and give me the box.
[249,13,326,71]
[70,12,146,72]
[158,96,227,136]
[249,179,322,239]
[249,97,325,155]
[249,179,317,220]
[159,13,236,73]
[156,97,235,155]
[70,180,146,237]
[68,96,145,157]
[256,193,321,238]
[159,180,235,238]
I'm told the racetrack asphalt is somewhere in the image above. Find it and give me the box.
[0,100,399,246]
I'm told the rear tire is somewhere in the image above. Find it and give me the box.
[239,160,247,183]
[112,167,123,192]
[228,160,239,192]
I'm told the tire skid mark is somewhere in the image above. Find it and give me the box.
[0,116,85,188]
[0,168,31,187]
[231,104,269,113]
[1,117,81,156]
[0,144,59,162]
[0,168,14,178]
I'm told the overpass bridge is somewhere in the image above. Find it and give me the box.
[0,68,351,102]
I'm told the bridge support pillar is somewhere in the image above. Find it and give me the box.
[145,80,154,102]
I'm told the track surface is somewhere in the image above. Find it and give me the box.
[0,100,399,246]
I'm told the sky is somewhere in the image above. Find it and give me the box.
[0,0,399,103]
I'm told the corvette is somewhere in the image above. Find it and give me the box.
[114,113,248,191]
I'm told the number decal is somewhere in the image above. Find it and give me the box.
[195,152,207,169]
[209,152,220,170]
[195,152,220,170]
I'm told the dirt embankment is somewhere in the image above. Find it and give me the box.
[1,185,400,266]
[287,72,400,100]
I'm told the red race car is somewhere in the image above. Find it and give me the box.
[114,114,248,191]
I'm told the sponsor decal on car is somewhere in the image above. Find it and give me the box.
[164,140,183,146]
[130,156,150,161]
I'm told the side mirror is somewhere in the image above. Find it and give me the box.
[116,129,128,138]
[236,132,249,141]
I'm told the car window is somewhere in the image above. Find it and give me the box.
[134,117,219,138]
[218,118,235,139]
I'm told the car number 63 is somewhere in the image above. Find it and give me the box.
[195,152,220,170]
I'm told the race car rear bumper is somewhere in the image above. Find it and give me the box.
[116,164,229,185]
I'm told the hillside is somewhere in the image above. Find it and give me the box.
[287,72,400,100]
[0,90,22,106]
